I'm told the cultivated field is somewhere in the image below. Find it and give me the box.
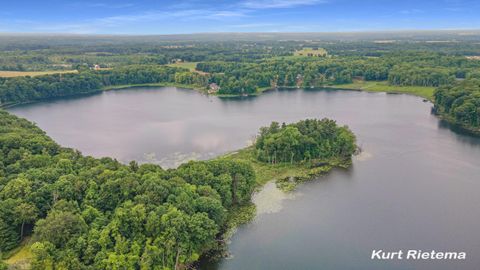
[166,62,199,71]
[331,80,435,100]
[166,62,209,75]
[0,70,78,78]
[294,48,328,57]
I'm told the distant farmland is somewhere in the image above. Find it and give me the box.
[166,62,209,75]
[294,48,328,57]
[0,70,78,78]
[166,61,199,71]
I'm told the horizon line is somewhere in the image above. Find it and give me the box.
[1,28,480,37]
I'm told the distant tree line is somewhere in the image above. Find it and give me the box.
[3,52,480,102]
[3,36,480,71]
[197,52,480,95]
[0,65,208,106]
[0,73,104,105]
[0,40,294,71]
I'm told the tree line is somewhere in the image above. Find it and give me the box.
[3,58,355,102]
[0,40,293,71]
[0,66,207,106]
[197,52,480,95]
[3,52,480,103]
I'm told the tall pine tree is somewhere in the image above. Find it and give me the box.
[0,218,19,253]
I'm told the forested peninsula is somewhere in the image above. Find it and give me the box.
[0,109,356,269]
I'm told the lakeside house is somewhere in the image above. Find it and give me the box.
[296,74,304,87]
[171,58,183,64]
[208,83,220,94]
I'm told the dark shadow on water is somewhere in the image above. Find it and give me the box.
[218,95,258,102]
[307,165,356,191]
[217,87,366,105]
[8,91,102,109]
[437,119,480,146]
[427,106,480,146]
[303,87,354,93]
[431,106,480,146]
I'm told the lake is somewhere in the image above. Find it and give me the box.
[8,87,480,270]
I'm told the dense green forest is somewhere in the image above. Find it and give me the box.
[0,110,356,269]
[0,110,256,269]
[255,119,356,164]
[434,78,480,131]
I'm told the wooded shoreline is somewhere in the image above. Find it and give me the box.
[1,109,356,269]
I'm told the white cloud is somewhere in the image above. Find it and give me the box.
[241,0,325,9]
[3,0,329,34]
[209,10,247,18]
[27,8,247,34]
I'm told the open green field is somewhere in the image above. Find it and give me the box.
[294,48,328,57]
[220,147,314,187]
[330,80,435,100]
[166,62,199,71]
[3,237,32,268]
[219,147,347,191]
[0,70,78,78]
[101,82,205,92]
[166,62,210,75]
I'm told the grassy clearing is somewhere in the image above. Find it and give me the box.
[220,147,312,187]
[166,62,198,71]
[0,70,78,78]
[294,48,328,57]
[3,237,32,268]
[166,62,210,75]
[330,80,435,100]
[219,147,349,191]
[102,82,206,92]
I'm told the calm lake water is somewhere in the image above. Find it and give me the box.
[8,87,480,270]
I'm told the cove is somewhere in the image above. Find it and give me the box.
[8,87,480,270]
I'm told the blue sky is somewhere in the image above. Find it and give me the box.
[1,0,480,34]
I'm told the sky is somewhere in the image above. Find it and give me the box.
[1,0,480,34]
